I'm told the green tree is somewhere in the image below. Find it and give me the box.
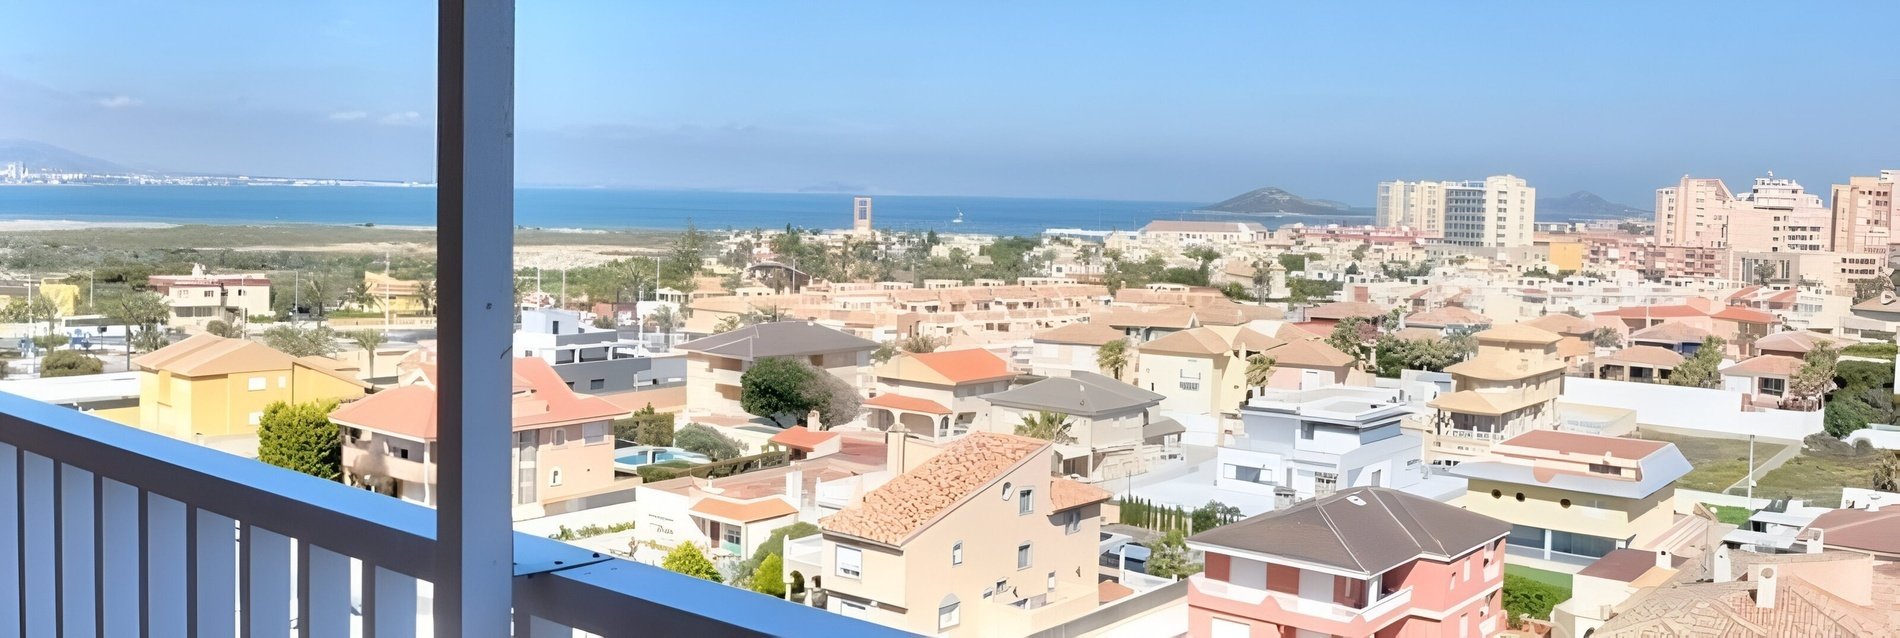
[899,333,941,354]
[256,399,344,481]
[749,553,786,597]
[614,403,676,445]
[1753,261,1778,285]
[660,542,723,583]
[649,305,680,334]
[800,364,862,428]
[41,350,104,377]
[1244,354,1276,391]
[1183,246,1222,278]
[1588,327,1624,349]
[1326,316,1378,369]
[1502,573,1567,629]
[674,424,744,461]
[106,291,173,367]
[1097,338,1130,379]
[1784,342,1838,410]
[416,279,436,316]
[1190,500,1241,532]
[871,341,899,364]
[260,324,339,358]
[739,357,820,425]
[1145,529,1202,579]
[731,522,820,584]
[343,329,389,379]
[204,319,244,338]
[1015,411,1076,444]
[1666,336,1728,389]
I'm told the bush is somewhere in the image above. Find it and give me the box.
[1502,573,1566,628]
[660,543,722,583]
[749,554,786,597]
[637,451,790,483]
[257,399,344,480]
[548,521,636,541]
[675,423,744,460]
[1842,343,1898,360]
[40,350,104,377]
[614,403,676,446]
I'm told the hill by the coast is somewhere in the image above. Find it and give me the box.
[1201,187,1368,215]
[1537,190,1649,219]
[0,139,132,174]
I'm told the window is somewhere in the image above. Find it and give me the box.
[1017,542,1033,569]
[247,376,266,391]
[1061,509,1081,534]
[836,546,863,579]
[952,541,963,566]
[1018,488,1034,515]
[1179,381,1199,391]
[838,600,867,619]
[1587,463,1620,475]
[278,375,287,389]
[549,467,563,486]
[553,428,567,446]
[723,524,740,547]
[589,379,605,390]
[247,411,262,426]
[937,596,960,630]
[1758,377,1786,396]
[1047,571,1056,591]
[582,422,608,445]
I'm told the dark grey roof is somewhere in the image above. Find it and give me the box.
[674,321,879,360]
[981,371,1163,417]
[1187,487,1509,576]
[1142,417,1185,441]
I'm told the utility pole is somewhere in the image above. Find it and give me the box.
[1746,433,1757,503]
[294,270,301,324]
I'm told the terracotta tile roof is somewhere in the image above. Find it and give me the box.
[768,426,840,452]
[1404,306,1491,327]
[1753,331,1853,355]
[1033,322,1125,346]
[329,357,627,440]
[1098,580,1134,604]
[1269,339,1354,368]
[1630,321,1711,344]
[862,393,952,415]
[1049,478,1112,511]
[1304,301,1391,321]
[1474,323,1563,345]
[1503,430,1668,459]
[1807,508,1900,557]
[820,432,1048,546]
[1721,354,1804,378]
[1713,306,1778,323]
[690,497,799,524]
[882,348,1015,385]
[1597,575,1891,637]
[1138,328,1232,357]
[1593,304,1709,319]
[1391,327,1441,341]
[1525,313,1597,336]
[1601,345,1685,368]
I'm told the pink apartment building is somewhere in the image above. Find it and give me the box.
[1186,487,1510,638]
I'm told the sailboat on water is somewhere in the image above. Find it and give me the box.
[952,207,965,224]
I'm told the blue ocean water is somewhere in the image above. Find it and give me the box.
[0,185,1371,236]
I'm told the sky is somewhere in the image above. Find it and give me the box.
[0,1,1895,206]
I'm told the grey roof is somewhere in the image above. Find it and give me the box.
[1187,487,1509,577]
[1142,416,1185,441]
[982,371,1163,417]
[1449,446,1691,500]
[674,321,879,360]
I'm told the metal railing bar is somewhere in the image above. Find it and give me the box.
[92,472,104,638]
[50,458,61,638]
[361,559,377,638]
[295,538,310,638]
[186,503,198,638]
[239,522,254,638]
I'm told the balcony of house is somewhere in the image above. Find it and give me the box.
[1188,573,1413,636]
[0,391,901,637]
[342,438,436,490]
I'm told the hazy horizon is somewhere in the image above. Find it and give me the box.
[2,1,1895,208]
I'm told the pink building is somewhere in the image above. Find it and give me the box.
[1186,487,1509,638]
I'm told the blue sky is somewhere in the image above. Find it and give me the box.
[1,1,1894,206]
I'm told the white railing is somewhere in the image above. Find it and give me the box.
[1189,574,1413,624]
[0,392,900,637]
[1438,428,1502,441]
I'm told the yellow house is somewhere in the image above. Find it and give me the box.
[1426,323,1566,463]
[1452,430,1690,573]
[133,333,370,440]
[363,271,432,315]
[0,278,81,317]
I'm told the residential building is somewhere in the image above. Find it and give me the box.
[329,356,629,519]
[132,333,368,441]
[1591,546,1894,637]
[788,432,1112,636]
[1439,175,1535,249]
[1654,176,1736,248]
[1186,487,1510,638]
[1452,430,1691,572]
[1425,324,1566,463]
[361,271,432,315]
[1725,175,1832,254]
[1218,386,1422,509]
[852,195,873,236]
[1401,306,1490,334]
[1721,354,1808,410]
[865,348,1016,440]
[634,436,887,562]
[1730,249,1883,297]
[0,276,81,317]
[1138,220,1271,246]
[513,308,663,393]
[1592,346,1681,383]
[146,264,271,329]
[1549,548,1686,638]
[1627,321,1710,355]
[981,371,1181,482]
[1135,324,1284,422]
[1028,322,1125,378]
[1829,170,1897,254]
[1375,179,1446,236]
[676,321,879,419]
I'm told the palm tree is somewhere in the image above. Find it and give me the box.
[1015,411,1075,444]
[714,314,743,333]
[1097,338,1130,380]
[650,305,680,335]
[1245,354,1276,393]
[899,333,940,354]
[416,279,437,316]
[107,292,174,367]
[344,329,389,380]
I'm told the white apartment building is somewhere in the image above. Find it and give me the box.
[1380,175,1533,247]
[1831,170,1897,253]
[1726,174,1831,253]
[1654,176,1735,248]
[1216,385,1423,511]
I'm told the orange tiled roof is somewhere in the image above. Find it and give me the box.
[1050,478,1112,511]
[821,432,1047,546]
[690,497,799,524]
[1098,581,1134,604]
[1720,354,1804,378]
[329,357,628,440]
[1712,306,1777,323]
[862,393,952,415]
[769,426,840,451]
[904,348,1015,384]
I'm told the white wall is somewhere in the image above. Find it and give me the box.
[1562,377,1820,442]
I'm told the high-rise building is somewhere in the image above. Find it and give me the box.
[1831,170,1897,253]
[1726,174,1830,253]
[852,195,873,236]
[1377,176,1528,244]
[1653,176,1735,248]
[1375,180,1447,237]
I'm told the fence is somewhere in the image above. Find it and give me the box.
[1562,377,1819,442]
[636,450,792,483]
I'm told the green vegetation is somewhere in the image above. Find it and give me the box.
[260,324,340,358]
[1015,411,1076,444]
[673,424,745,461]
[548,522,636,541]
[738,357,860,428]
[1144,529,1202,579]
[1753,436,1884,507]
[1842,342,1899,360]
[1824,359,1896,437]
[1666,336,1727,389]
[1633,430,1788,493]
[1374,331,1475,377]
[1286,277,1341,303]
[1707,505,1752,526]
[636,451,791,483]
[1097,338,1130,380]
[256,399,343,481]
[1118,496,1241,534]
[615,404,676,446]
[732,522,820,586]
[660,542,722,583]
[1502,569,1570,629]
[749,554,787,597]
[40,350,104,377]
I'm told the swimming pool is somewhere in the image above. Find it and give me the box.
[613,445,711,472]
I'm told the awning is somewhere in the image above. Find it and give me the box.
[1722,528,1798,550]
[1142,417,1186,440]
[1053,443,1091,460]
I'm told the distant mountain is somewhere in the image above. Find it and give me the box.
[0,139,133,174]
[1201,187,1368,216]
[1537,190,1649,220]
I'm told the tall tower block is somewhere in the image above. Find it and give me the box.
[852,196,873,236]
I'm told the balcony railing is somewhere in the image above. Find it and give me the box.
[1189,574,1412,625]
[0,391,900,636]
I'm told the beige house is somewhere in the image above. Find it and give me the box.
[132,333,369,442]
[786,432,1111,637]
[981,371,1182,482]
[676,321,880,419]
[1135,324,1285,422]
[865,348,1016,440]
[146,264,272,329]
[1425,323,1566,463]
[1028,322,1126,378]
[329,357,629,520]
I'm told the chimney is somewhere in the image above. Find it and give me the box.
[1754,565,1778,609]
[1713,545,1733,582]
[1805,527,1825,554]
[885,429,907,473]
[784,467,805,508]
[1655,549,1672,570]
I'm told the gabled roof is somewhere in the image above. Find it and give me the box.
[329,357,628,440]
[1595,574,1891,637]
[690,497,799,524]
[875,348,1014,386]
[1268,339,1354,368]
[1404,306,1491,327]
[768,426,840,452]
[1451,431,1690,500]
[982,371,1163,417]
[1721,354,1804,378]
[1753,331,1853,355]
[1630,321,1711,344]
[1304,301,1391,321]
[1601,345,1684,368]
[862,393,952,415]
[1033,322,1125,347]
[1524,313,1596,336]
[1473,323,1563,346]
[820,432,1048,546]
[1188,487,1509,577]
[1593,305,1708,319]
[1139,328,1231,356]
[675,321,879,361]
[1806,508,1900,556]
[1712,306,1777,324]
[133,333,367,387]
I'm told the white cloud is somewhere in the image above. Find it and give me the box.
[96,95,140,108]
[328,110,369,121]
[378,111,422,125]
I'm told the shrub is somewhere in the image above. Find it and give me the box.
[660,543,722,583]
[40,350,104,377]
[614,403,676,446]
[1502,573,1567,628]
[749,554,786,597]
[675,423,744,461]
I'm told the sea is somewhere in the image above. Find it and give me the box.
[0,185,1373,236]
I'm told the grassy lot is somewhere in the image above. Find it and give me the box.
[1504,564,1573,590]
[1753,451,1878,508]
[1632,429,1789,493]
[1706,505,1752,526]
